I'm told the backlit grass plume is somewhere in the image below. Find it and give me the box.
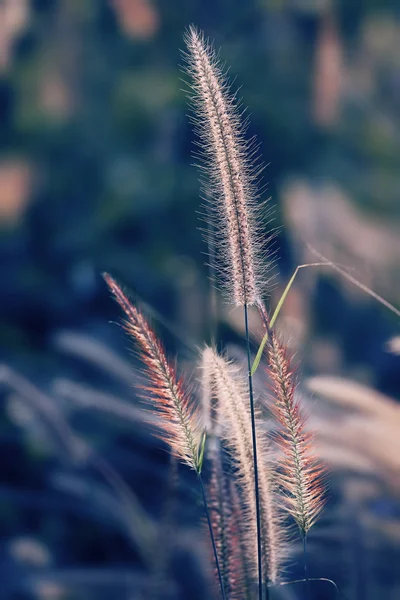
[102,26,337,600]
[266,330,325,535]
[183,26,273,307]
[103,273,203,472]
[184,28,275,597]
[202,347,283,584]
[208,451,253,600]
[208,451,238,598]
[228,479,254,600]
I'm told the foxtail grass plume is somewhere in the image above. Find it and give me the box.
[202,347,283,583]
[266,331,325,535]
[208,451,238,598]
[199,348,214,435]
[183,27,274,307]
[104,273,203,472]
[208,451,253,599]
[228,479,254,599]
[199,347,224,441]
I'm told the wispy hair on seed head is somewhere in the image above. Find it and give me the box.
[202,346,285,583]
[208,450,240,598]
[182,26,276,307]
[266,330,325,535]
[104,273,203,472]
[199,344,223,441]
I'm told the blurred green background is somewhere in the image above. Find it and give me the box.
[0,1,399,599]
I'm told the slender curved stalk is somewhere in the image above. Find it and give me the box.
[275,577,349,599]
[198,474,227,600]
[303,534,310,600]
[252,255,400,377]
[244,304,265,600]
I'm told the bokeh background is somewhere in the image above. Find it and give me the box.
[0,1,399,599]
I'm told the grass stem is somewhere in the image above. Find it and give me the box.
[244,304,265,600]
[303,534,310,600]
[207,219,219,346]
[198,473,227,600]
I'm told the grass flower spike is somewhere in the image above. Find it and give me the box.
[266,331,325,535]
[103,27,333,600]
[202,347,283,584]
[183,26,272,307]
[184,28,276,597]
[208,452,253,599]
[103,273,203,472]
[208,452,237,598]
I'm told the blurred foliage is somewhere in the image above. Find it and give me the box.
[1,0,399,368]
[0,0,400,598]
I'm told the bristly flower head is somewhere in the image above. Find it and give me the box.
[266,331,325,535]
[208,451,253,599]
[202,346,284,583]
[183,26,275,307]
[104,273,203,472]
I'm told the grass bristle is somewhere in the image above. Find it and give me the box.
[104,273,203,472]
[202,346,284,583]
[183,26,275,307]
[266,331,325,535]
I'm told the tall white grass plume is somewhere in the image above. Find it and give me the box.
[104,273,203,472]
[183,26,275,307]
[202,347,283,584]
[266,330,325,535]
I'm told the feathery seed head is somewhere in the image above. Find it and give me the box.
[208,451,254,599]
[266,331,325,534]
[202,346,284,583]
[183,27,275,306]
[104,273,203,472]
[208,452,238,598]
[199,345,224,441]
[199,346,215,435]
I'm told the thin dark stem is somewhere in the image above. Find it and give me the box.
[207,218,218,346]
[198,473,227,600]
[303,534,310,600]
[244,304,265,600]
